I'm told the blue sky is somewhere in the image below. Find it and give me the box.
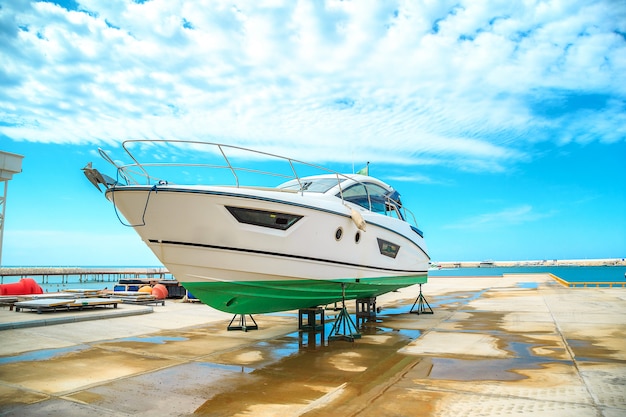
[0,0,625,266]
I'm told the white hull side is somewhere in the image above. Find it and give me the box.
[106,185,429,283]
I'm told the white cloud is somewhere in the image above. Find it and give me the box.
[1,0,624,171]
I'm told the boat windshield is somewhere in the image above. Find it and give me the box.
[277,178,345,193]
[339,183,405,220]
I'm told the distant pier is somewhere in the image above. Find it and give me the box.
[435,258,626,268]
[0,267,173,285]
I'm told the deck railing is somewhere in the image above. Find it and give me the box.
[98,140,421,229]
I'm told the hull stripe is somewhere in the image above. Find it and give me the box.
[148,239,428,274]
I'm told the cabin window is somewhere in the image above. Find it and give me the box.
[339,183,403,219]
[341,183,389,211]
[226,206,302,230]
[340,183,368,209]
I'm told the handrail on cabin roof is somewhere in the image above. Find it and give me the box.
[98,139,418,228]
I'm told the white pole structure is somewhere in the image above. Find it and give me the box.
[0,151,24,266]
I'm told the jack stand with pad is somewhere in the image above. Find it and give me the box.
[328,283,361,342]
[298,307,325,331]
[355,297,378,327]
[410,284,433,315]
[299,307,326,348]
[355,297,377,319]
[227,314,259,331]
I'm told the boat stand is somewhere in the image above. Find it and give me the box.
[409,284,433,315]
[227,314,258,331]
[355,297,377,318]
[298,307,325,331]
[298,307,326,348]
[355,297,378,327]
[328,284,361,342]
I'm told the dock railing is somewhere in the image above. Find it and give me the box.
[550,273,626,288]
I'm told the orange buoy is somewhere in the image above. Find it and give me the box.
[151,284,168,299]
[138,285,153,294]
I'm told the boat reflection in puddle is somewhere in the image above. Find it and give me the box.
[194,321,427,415]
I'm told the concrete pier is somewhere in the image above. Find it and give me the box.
[0,267,173,285]
[0,273,624,416]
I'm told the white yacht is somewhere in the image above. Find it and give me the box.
[84,140,429,314]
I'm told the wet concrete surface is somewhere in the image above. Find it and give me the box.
[0,274,625,416]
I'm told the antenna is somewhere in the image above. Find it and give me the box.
[0,151,24,266]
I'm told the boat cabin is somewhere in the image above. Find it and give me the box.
[278,175,405,221]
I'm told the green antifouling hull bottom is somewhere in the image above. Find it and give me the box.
[182,274,428,314]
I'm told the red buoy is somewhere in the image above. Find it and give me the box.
[0,278,43,295]
[151,284,168,299]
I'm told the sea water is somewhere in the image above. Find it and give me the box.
[0,276,117,293]
[0,266,171,293]
[2,265,625,293]
[428,266,626,284]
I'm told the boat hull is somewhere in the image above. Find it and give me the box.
[182,275,427,314]
[106,185,429,313]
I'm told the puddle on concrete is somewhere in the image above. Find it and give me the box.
[567,338,623,362]
[373,304,412,316]
[376,290,488,316]
[433,290,490,308]
[115,336,188,344]
[356,321,422,339]
[0,346,182,396]
[429,357,527,381]
[517,282,539,289]
[446,310,509,332]
[194,324,426,416]
[255,338,301,362]
[276,317,422,351]
[5,284,609,416]
[0,345,90,365]
[427,337,571,381]
[65,361,256,416]
[189,306,450,415]
[199,361,255,374]
[383,327,422,339]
